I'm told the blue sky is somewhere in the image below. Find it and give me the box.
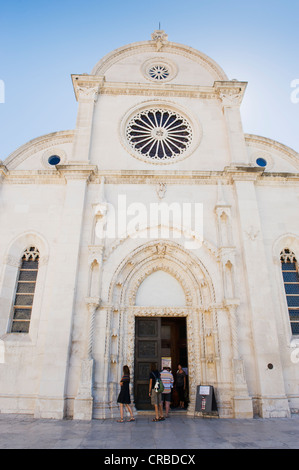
[0,0,298,159]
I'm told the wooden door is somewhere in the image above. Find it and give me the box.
[134,317,161,410]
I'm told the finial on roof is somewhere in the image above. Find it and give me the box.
[151,28,168,51]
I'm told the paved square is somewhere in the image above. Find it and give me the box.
[0,412,298,449]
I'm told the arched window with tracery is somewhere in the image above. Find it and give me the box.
[280,248,299,335]
[10,247,40,333]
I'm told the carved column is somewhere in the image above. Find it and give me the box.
[75,181,108,419]
[215,181,253,417]
[215,182,232,247]
[88,245,104,297]
[73,238,105,419]
[73,297,100,420]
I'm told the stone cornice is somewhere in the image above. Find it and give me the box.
[0,169,63,184]
[1,167,299,185]
[224,164,265,181]
[57,163,98,181]
[71,77,248,103]
[93,168,299,185]
[100,81,218,100]
[214,81,248,107]
[72,75,105,102]
[93,169,230,184]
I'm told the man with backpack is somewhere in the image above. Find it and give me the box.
[149,363,165,422]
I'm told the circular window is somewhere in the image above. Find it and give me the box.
[142,58,177,83]
[42,148,67,168]
[48,155,61,166]
[148,64,170,81]
[256,157,267,167]
[126,108,193,161]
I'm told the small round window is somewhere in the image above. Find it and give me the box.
[142,58,177,83]
[148,64,170,81]
[256,157,267,167]
[48,155,61,166]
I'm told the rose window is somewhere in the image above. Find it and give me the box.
[148,64,170,81]
[126,109,193,161]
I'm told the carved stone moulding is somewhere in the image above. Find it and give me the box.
[102,239,220,415]
[130,306,188,317]
[88,245,104,266]
[214,81,247,107]
[72,75,104,103]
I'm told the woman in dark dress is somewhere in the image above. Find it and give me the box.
[176,364,186,409]
[117,365,135,422]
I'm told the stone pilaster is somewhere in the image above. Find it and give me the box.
[234,175,290,418]
[215,180,253,417]
[226,302,253,418]
[71,75,104,163]
[34,165,95,419]
[214,81,248,165]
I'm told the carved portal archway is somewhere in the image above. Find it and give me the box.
[106,240,218,413]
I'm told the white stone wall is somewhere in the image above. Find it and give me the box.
[0,32,298,420]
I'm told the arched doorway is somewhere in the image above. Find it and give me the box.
[106,240,216,415]
[134,269,188,409]
[134,315,188,410]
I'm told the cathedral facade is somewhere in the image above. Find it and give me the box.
[0,31,299,420]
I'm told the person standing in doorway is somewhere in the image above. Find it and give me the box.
[149,363,164,422]
[160,366,174,418]
[117,365,135,422]
[176,364,186,409]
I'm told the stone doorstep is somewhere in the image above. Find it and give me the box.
[136,409,188,416]
[136,409,220,419]
[196,411,219,419]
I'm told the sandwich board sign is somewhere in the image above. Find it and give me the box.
[195,385,218,414]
